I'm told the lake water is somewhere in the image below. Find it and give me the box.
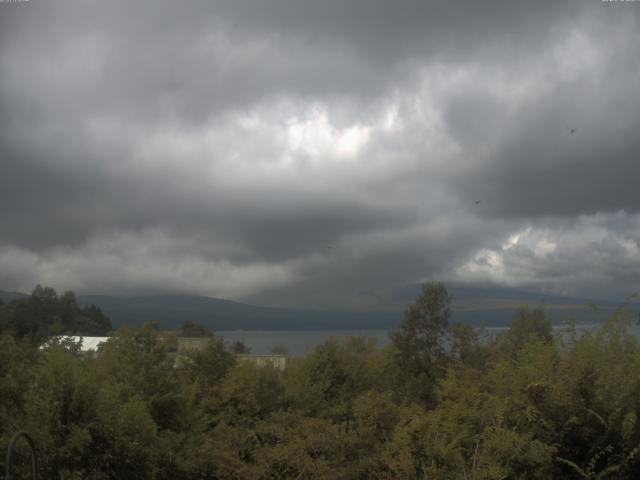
[218,323,640,356]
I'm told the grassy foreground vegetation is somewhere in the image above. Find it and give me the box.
[1,284,640,479]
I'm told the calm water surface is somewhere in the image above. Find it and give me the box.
[219,323,640,356]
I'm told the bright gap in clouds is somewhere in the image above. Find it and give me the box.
[456,213,640,298]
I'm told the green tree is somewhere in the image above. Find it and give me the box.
[231,340,251,354]
[0,334,39,435]
[178,334,235,410]
[506,306,552,351]
[180,335,234,385]
[218,362,286,426]
[21,346,162,479]
[94,325,186,432]
[178,320,213,338]
[390,282,452,406]
[449,322,489,369]
[0,286,111,343]
[75,304,112,336]
[285,336,378,429]
[1,285,61,343]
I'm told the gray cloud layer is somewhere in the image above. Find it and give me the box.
[1,0,639,306]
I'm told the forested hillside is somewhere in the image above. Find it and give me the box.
[1,284,640,479]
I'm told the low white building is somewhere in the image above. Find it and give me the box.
[41,336,111,355]
[42,335,288,370]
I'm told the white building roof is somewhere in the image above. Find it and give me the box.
[43,335,111,352]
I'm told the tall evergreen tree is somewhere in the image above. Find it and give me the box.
[390,282,452,406]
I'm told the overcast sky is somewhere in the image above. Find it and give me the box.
[1,0,639,307]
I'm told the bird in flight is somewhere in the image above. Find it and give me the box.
[567,127,576,134]
[474,200,481,205]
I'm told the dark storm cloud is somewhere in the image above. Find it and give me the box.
[212,0,581,62]
[0,135,404,258]
[453,73,640,217]
[0,0,602,122]
[1,0,639,303]
[242,216,509,309]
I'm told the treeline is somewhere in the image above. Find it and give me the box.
[1,283,640,479]
[0,285,112,341]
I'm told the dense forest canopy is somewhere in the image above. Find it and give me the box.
[1,284,640,479]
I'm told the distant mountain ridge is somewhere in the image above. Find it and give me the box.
[1,287,636,330]
[397,284,629,307]
[75,294,400,330]
[0,290,27,303]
